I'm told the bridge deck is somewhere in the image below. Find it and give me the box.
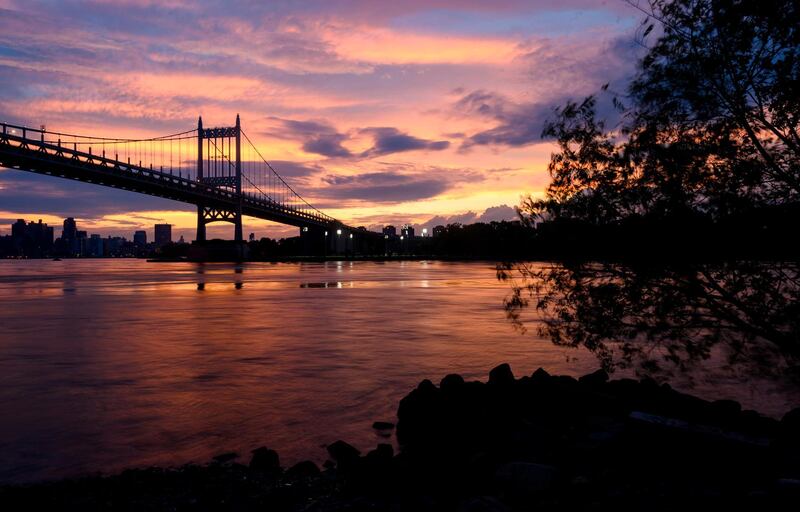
[0,128,339,230]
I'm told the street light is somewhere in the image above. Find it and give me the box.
[336,229,342,235]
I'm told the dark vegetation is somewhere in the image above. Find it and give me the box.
[502,0,800,379]
[521,0,800,260]
[2,365,799,510]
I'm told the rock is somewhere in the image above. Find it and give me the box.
[366,443,393,462]
[488,363,514,386]
[417,378,438,395]
[440,373,465,392]
[530,367,550,383]
[249,447,280,472]
[372,421,395,430]
[782,407,800,430]
[710,399,742,420]
[327,440,361,466]
[579,369,609,386]
[286,460,320,479]
[212,452,238,464]
[495,462,556,496]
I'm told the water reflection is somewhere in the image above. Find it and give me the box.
[196,263,245,291]
[499,261,800,383]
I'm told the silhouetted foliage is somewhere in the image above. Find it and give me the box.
[499,261,800,380]
[526,0,800,224]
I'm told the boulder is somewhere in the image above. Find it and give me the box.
[440,373,466,392]
[327,440,361,467]
[211,452,238,464]
[578,369,609,387]
[488,363,514,386]
[249,447,280,473]
[530,368,551,383]
[366,443,394,462]
[286,460,320,479]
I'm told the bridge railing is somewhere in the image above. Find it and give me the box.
[0,119,364,231]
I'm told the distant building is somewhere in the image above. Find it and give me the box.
[89,234,104,257]
[61,217,80,256]
[432,225,446,237]
[62,217,77,242]
[10,218,54,257]
[383,225,397,237]
[133,230,147,246]
[154,224,172,247]
[401,224,415,239]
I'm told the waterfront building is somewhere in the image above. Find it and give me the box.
[154,224,172,247]
[133,230,147,246]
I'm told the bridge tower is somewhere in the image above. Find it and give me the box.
[196,115,244,243]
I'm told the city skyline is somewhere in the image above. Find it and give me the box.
[0,0,641,240]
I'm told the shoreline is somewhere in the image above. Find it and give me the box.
[2,365,799,510]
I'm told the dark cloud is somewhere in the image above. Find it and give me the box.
[317,170,448,203]
[0,170,189,219]
[266,118,353,158]
[267,160,325,178]
[454,89,553,149]
[312,165,482,205]
[302,135,352,158]
[454,35,642,149]
[359,128,450,157]
[267,118,451,159]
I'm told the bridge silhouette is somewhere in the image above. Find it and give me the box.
[0,116,377,254]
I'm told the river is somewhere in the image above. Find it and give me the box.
[0,259,795,483]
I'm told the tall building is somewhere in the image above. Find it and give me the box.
[133,230,147,246]
[10,219,54,257]
[154,224,172,247]
[383,225,397,237]
[89,234,104,257]
[401,224,415,239]
[62,217,77,242]
[61,217,80,255]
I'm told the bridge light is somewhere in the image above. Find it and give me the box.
[336,229,342,235]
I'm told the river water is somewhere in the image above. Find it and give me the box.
[0,260,795,483]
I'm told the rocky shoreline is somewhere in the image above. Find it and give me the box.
[2,365,799,510]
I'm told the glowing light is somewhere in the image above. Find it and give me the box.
[336,229,342,235]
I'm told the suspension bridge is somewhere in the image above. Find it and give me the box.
[0,116,377,254]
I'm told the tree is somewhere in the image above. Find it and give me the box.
[529,0,800,223]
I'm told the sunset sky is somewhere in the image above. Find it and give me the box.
[0,0,642,241]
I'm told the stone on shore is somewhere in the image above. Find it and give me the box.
[249,447,280,473]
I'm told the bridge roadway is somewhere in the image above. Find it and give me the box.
[0,124,339,231]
